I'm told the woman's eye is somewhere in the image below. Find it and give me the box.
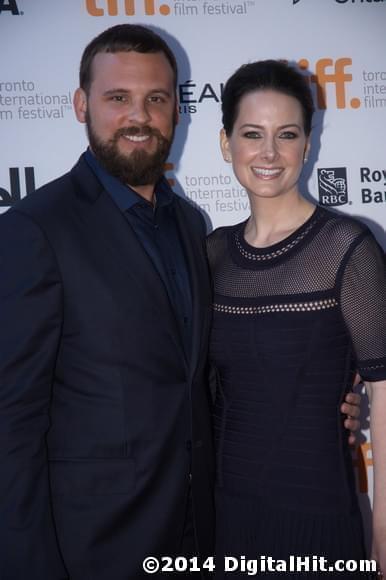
[279,131,298,139]
[243,131,261,139]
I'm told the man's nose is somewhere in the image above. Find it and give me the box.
[127,98,151,125]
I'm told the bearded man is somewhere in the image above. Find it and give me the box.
[0,24,215,580]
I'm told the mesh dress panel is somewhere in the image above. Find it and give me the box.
[338,232,386,378]
[207,207,386,376]
[207,206,385,578]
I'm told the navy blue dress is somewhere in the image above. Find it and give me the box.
[207,207,386,578]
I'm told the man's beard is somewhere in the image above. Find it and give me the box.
[86,112,174,187]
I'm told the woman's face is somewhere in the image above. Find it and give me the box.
[220,89,310,202]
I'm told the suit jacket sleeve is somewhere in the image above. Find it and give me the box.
[0,209,68,579]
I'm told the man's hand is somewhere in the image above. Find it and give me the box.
[341,374,362,445]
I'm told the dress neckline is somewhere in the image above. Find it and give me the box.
[230,205,326,269]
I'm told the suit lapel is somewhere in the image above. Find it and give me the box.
[70,157,186,363]
[174,200,211,380]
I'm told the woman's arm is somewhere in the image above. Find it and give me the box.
[366,379,386,576]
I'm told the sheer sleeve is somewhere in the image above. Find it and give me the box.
[339,231,386,381]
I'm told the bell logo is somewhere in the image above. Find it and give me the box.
[86,0,171,16]
[0,167,35,207]
[298,57,360,109]
[0,0,20,14]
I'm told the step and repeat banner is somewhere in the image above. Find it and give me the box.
[1,0,385,547]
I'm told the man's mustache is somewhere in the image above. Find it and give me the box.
[114,126,164,139]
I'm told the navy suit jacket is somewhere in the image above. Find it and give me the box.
[0,155,215,579]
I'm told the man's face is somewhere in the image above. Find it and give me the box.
[74,50,177,188]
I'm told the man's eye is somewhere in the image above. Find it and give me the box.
[148,95,165,103]
[111,95,126,102]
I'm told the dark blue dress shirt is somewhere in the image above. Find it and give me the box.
[85,149,193,359]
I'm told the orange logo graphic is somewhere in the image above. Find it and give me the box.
[297,58,360,110]
[353,442,373,494]
[86,0,170,16]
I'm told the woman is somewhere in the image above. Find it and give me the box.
[207,60,386,578]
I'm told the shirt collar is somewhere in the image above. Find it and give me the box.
[84,148,174,212]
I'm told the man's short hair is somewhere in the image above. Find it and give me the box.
[79,24,178,94]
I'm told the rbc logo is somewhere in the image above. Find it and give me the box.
[86,0,171,16]
[318,168,348,206]
[0,168,35,207]
[0,0,20,14]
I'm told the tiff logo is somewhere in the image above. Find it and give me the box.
[86,0,171,16]
[353,442,373,494]
[299,58,360,109]
[318,167,348,206]
[0,0,20,14]
[0,167,35,207]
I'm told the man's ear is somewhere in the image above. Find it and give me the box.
[220,128,232,163]
[73,88,87,124]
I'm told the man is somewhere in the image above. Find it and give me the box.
[0,24,359,580]
[0,25,213,579]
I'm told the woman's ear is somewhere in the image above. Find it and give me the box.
[303,137,311,163]
[220,128,232,163]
